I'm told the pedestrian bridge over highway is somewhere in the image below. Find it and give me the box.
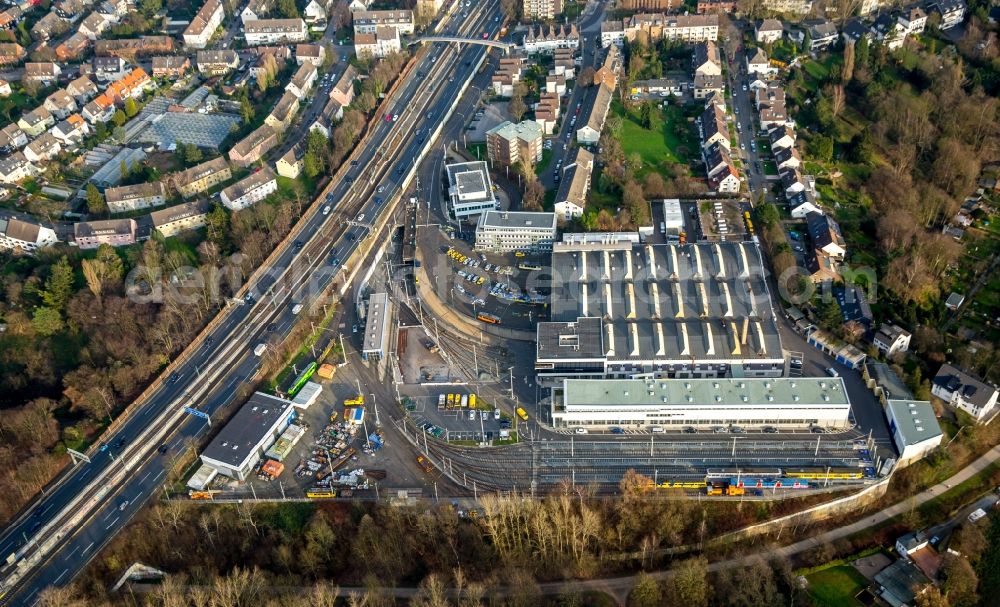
[411,36,514,52]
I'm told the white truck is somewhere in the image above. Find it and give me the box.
[253,343,267,356]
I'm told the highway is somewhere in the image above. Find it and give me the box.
[0,2,505,603]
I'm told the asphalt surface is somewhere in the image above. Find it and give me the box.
[0,3,505,603]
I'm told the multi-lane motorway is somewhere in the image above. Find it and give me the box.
[0,3,504,603]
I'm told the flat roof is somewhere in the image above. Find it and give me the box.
[539,241,783,362]
[477,210,556,231]
[362,292,392,355]
[887,400,942,446]
[201,392,293,468]
[865,361,913,400]
[563,377,849,408]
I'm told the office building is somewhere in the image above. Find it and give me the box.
[885,400,942,466]
[475,210,558,253]
[445,161,499,218]
[523,0,562,20]
[486,120,543,169]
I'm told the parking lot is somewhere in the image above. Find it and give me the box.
[406,388,516,445]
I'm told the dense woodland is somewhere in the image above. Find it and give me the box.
[0,53,408,525]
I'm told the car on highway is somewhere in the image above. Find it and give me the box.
[713,426,727,433]
[377,185,385,193]
[811,426,825,434]
[322,205,331,215]
[730,426,745,434]
[610,427,625,434]
[392,114,399,121]
[682,426,697,433]
[266,323,277,332]
[294,240,304,250]
[357,213,365,222]
[374,196,383,205]
[763,426,778,433]
[346,232,356,241]
[118,500,128,511]
[158,444,169,454]
[169,372,180,384]
[574,428,588,434]
[384,113,392,121]
[330,257,340,266]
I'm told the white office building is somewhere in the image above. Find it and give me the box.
[446,161,499,219]
[885,399,942,467]
[553,377,851,429]
[475,210,557,253]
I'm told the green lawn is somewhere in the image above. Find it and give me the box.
[535,148,553,177]
[762,160,778,176]
[806,565,867,607]
[614,102,694,175]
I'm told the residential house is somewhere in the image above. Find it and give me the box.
[50,113,90,145]
[77,11,108,39]
[0,215,58,252]
[534,92,560,135]
[99,0,131,19]
[183,0,225,49]
[0,42,25,65]
[74,218,137,249]
[82,93,115,124]
[170,155,232,198]
[0,6,23,31]
[755,83,788,129]
[761,0,813,12]
[492,55,525,97]
[0,80,10,97]
[768,125,795,151]
[746,47,776,76]
[295,43,325,66]
[220,166,278,210]
[698,101,729,150]
[240,0,270,24]
[308,97,343,137]
[523,0,562,20]
[92,56,128,82]
[329,65,357,107]
[774,146,801,171]
[841,18,871,44]
[106,67,152,103]
[0,153,39,184]
[805,244,841,283]
[31,12,66,42]
[150,200,210,238]
[704,141,739,193]
[932,363,999,421]
[787,189,821,219]
[275,144,302,178]
[780,168,807,196]
[43,89,77,120]
[0,123,27,151]
[693,40,721,76]
[805,210,846,259]
[576,82,612,144]
[872,12,907,50]
[264,91,299,132]
[303,0,331,25]
[354,25,400,58]
[545,74,566,96]
[228,124,278,166]
[17,107,55,137]
[631,77,682,97]
[23,132,62,162]
[522,23,580,54]
[351,9,414,35]
[95,37,175,58]
[196,50,239,75]
[873,323,912,357]
[347,0,370,10]
[151,56,191,78]
[244,18,308,44]
[553,147,594,220]
[24,62,62,85]
[285,62,317,98]
[65,76,99,105]
[792,19,838,51]
[599,13,719,47]
[486,120,543,169]
[693,73,724,99]
[54,0,86,21]
[709,163,740,193]
[696,0,736,13]
[899,4,927,34]
[924,0,965,29]
[105,181,167,213]
[755,18,783,43]
[552,48,576,79]
[55,32,88,58]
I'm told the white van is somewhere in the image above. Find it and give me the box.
[649,426,664,433]
[253,343,267,356]
[291,304,303,315]
[468,409,476,421]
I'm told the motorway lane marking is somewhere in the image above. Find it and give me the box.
[67,544,80,558]
[106,517,120,530]
[154,470,166,483]
[53,569,68,584]
[139,470,152,484]
[81,541,94,555]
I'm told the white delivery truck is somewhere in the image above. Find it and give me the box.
[968,508,988,523]
[254,343,267,356]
